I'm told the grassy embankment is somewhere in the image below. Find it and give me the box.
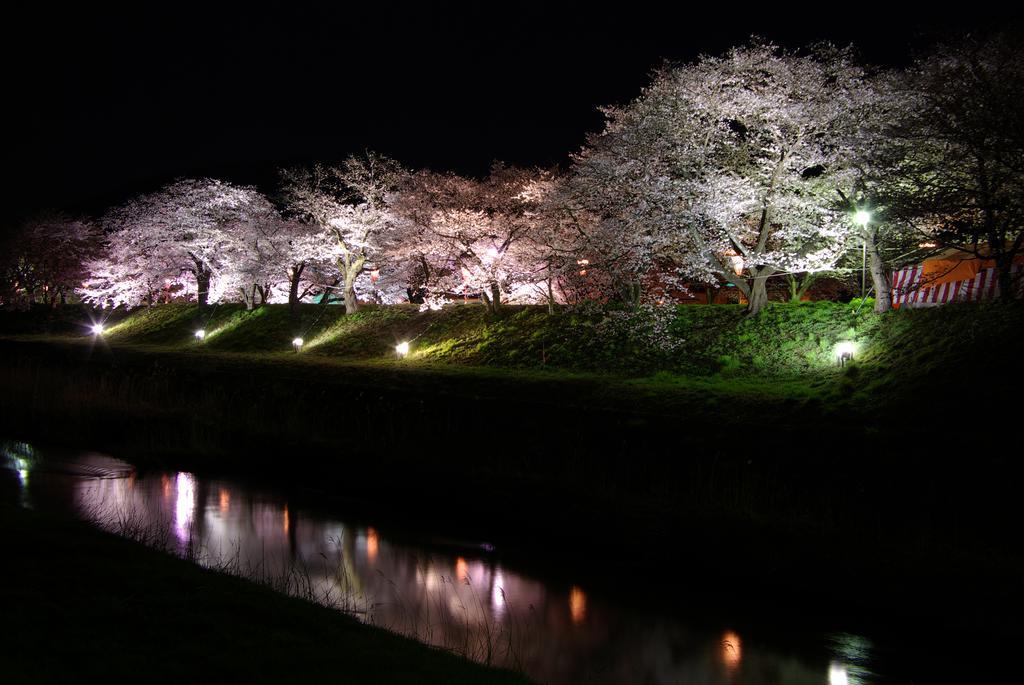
[0,494,528,684]
[2,297,1020,421]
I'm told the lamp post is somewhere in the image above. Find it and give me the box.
[854,210,871,301]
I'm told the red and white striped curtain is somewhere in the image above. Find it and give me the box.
[891,262,1023,308]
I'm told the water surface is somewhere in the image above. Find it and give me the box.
[4,440,891,684]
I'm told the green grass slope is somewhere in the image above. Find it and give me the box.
[3,300,1022,404]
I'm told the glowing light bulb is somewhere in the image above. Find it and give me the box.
[854,210,871,227]
[395,341,410,357]
[292,337,304,351]
[194,329,206,341]
[91,323,105,335]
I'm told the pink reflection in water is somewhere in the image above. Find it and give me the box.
[174,472,196,545]
[491,569,507,621]
[722,630,743,672]
[51,450,865,685]
[569,585,587,625]
[366,526,378,563]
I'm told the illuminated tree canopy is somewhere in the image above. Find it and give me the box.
[572,42,875,314]
[2,36,1018,315]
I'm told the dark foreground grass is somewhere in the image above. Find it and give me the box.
[0,498,530,685]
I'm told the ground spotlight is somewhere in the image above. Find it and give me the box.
[395,341,410,358]
[292,337,304,352]
[835,341,856,366]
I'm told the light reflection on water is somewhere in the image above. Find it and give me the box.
[3,443,883,685]
[173,472,195,548]
[722,630,743,673]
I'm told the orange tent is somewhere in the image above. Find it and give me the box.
[918,246,1023,289]
[891,245,1024,308]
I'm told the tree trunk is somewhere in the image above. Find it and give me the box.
[288,263,305,314]
[786,273,817,302]
[747,280,768,315]
[479,282,501,313]
[288,278,300,313]
[744,268,773,315]
[546,277,555,315]
[343,279,359,314]
[338,256,364,315]
[242,285,257,311]
[196,270,211,308]
[995,252,1015,301]
[490,282,502,313]
[864,228,892,313]
[618,280,641,310]
[318,278,341,308]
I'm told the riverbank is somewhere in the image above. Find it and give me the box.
[2,301,1023,645]
[0,491,530,684]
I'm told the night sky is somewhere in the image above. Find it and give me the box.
[3,5,1018,226]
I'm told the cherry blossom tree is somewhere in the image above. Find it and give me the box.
[574,41,872,314]
[81,179,277,308]
[219,216,332,311]
[395,164,550,313]
[0,212,101,309]
[518,175,604,312]
[280,152,406,314]
[278,220,339,312]
[225,216,341,311]
[565,131,693,309]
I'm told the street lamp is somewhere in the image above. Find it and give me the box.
[854,210,871,300]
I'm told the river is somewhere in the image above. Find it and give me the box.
[1,439,941,684]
